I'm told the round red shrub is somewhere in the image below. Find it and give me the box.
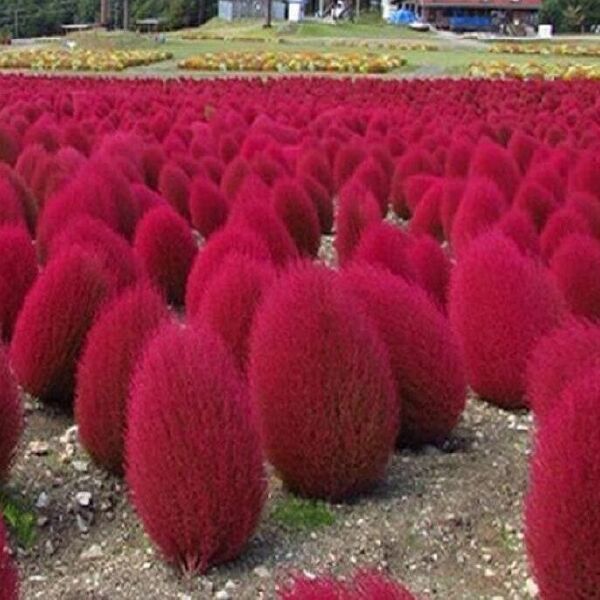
[0,178,26,229]
[550,234,600,320]
[196,255,274,372]
[445,136,474,178]
[341,264,465,446]
[352,222,416,281]
[335,180,381,266]
[540,208,591,263]
[409,180,444,240]
[10,247,109,403]
[0,346,22,481]
[513,181,558,232]
[249,264,399,500]
[48,215,140,294]
[449,232,566,408]
[296,148,334,196]
[126,323,266,574]
[333,143,366,191]
[0,226,37,340]
[134,206,197,306]
[0,518,19,600]
[401,175,440,217]
[221,156,251,203]
[527,318,600,423]
[525,368,600,599]
[158,162,191,221]
[353,158,389,216]
[0,126,20,167]
[440,178,466,241]
[188,175,228,239]
[186,225,271,317]
[75,285,170,473]
[496,209,540,257]
[450,177,506,258]
[300,175,334,235]
[279,570,418,600]
[567,192,600,239]
[272,179,321,257]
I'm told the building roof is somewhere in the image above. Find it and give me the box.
[422,0,541,8]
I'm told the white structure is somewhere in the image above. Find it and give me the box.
[538,24,553,38]
[289,0,303,20]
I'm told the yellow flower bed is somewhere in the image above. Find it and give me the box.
[0,49,173,71]
[489,43,600,57]
[468,60,600,80]
[321,39,438,52]
[179,51,406,73]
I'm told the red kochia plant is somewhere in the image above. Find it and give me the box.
[249,264,399,500]
[10,247,109,403]
[0,179,26,230]
[158,161,191,221]
[0,226,37,340]
[300,175,334,234]
[278,570,418,599]
[352,222,416,282]
[333,143,366,191]
[335,180,381,266]
[525,368,600,600]
[549,234,600,320]
[272,179,321,257]
[539,208,591,262]
[450,177,506,258]
[48,215,140,293]
[126,323,266,573]
[496,209,540,257]
[196,256,274,372]
[513,181,558,232]
[0,517,19,600]
[186,225,271,317]
[75,285,169,473]
[409,180,444,240]
[449,232,565,408]
[296,147,334,196]
[188,175,229,239]
[0,347,22,480]
[469,137,521,202]
[341,265,465,446]
[134,206,197,306]
[526,318,600,423]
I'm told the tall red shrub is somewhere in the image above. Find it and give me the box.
[0,226,37,340]
[0,518,19,600]
[333,143,366,191]
[526,318,600,423]
[134,206,197,305]
[186,225,271,317]
[249,264,399,500]
[496,209,540,257]
[341,265,465,446]
[409,181,444,240]
[525,368,600,599]
[126,323,266,573]
[335,180,381,266]
[550,234,600,320]
[449,232,566,408]
[272,179,321,257]
[196,255,274,372]
[300,175,334,235]
[188,175,228,239]
[513,181,558,232]
[0,347,22,481]
[540,208,591,262]
[75,285,169,473]
[158,162,191,221]
[296,147,334,196]
[10,247,109,403]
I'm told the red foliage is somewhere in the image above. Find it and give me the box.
[333,143,366,191]
[48,215,140,294]
[0,126,20,167]
[550,234,600,320]
[496,209,540,257]
[158,162,191,221]
[278,570,418,600]
[134,206,197,305]
[185,225,271,317]
[220,156,251,202]
[10,247,109,403]
[409,180,444,240]
[353,158,390,216]
[526,318,600,423]
[401,175,440,218]
[300,175,334,235]
[449,232,566,408]
[229,199,298,267]
[249,263,399,500]
[195,255,274,372]
[513,181,558,232]
[569,152,600,200]
[0,518,19,600]
[445,136,474,178]
[131,183,166,216]
[440,178,466,241]
[0,347,22,481]
[296,147,334,196]
[126,323,265,573]
[141,144,167,190]
[0,178,26,229]
[188,175,229,239]
[567,192,600,239]
[75,285,169,473]
[352,222,416,281]
[0,164,37,235]
[341,264,465,446]
[450,177,506,258]
[407,235,452,311]
[272,179,321,257]
[335,180,381,266]
[540,208,591,262]
[0,226,37,340]
[508,130,539,174]
[525,368,600,599]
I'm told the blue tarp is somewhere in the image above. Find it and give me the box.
[388,8,417,25]
[449,15,491,29]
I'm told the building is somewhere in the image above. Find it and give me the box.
[403,0,542,32]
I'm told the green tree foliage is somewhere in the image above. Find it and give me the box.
[541,0,600,32]
[0,0,211,37]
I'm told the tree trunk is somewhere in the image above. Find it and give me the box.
[265,0,272,27]
[100,0,111,26]
[123,0,129,29]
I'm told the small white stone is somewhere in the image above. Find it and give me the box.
[215,591,230,600]
[76,491,92,507]
[254,566,270,579]
[28,441,49,456]
[526,577,539,597]
[484,568,496,578]
[35,492,49,509]
[80,544,104,561]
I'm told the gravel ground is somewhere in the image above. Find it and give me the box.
[9,234,538,599]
